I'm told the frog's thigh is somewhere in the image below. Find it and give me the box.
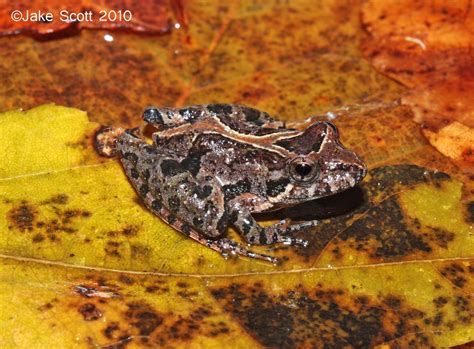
[233,104,284,129]
[143,105,209,129]
[142,196,276,262]
[160,174,228,238]
[227,197,309,246]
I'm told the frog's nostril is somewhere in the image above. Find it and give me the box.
[355,164,367,182]
[335,162,367,183]
[356,159,368,178]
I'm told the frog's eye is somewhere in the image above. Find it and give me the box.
[288,157,319,183]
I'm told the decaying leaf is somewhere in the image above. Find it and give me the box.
[422,122,474,169]
[0,0,473,347]
[361,0,474,172]
[0,0,403,128]
[0,0,184,38]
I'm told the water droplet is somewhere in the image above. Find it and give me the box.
[103,34,114,42]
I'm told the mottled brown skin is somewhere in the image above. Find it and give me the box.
[116,104,367,262]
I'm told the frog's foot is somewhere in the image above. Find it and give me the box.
[232,212,314,247]
[94,126,126,157]
[143,199,279,263]
[211,238,279,264]
[272,219,318,247]
[273,219,318,233]
[185,230,278,263]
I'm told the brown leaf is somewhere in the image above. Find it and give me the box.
[361,0,474,173]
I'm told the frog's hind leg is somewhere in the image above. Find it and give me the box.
[186,233,279,264]
[233,104,286,129]
[117,132,279,264]
[142,104,286,131]
[145,198,278,264]
[142,105,209,130]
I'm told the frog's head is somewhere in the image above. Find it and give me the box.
[274,121,367,204]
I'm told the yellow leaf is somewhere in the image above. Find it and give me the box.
[0,105,100,178]
[1,105,473,348]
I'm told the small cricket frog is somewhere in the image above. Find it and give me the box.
[96,104,367,263]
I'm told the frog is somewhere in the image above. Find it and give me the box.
[96,104,367,263]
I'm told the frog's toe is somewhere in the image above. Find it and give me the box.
[280,236,310,247]
[284,220,318,234]
[299,239,310,248]
[220,250,231,260]
[217,238,278,264]
[245,250,279,264]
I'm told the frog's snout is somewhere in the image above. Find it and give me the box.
[352,154,368,183]
[330,147,367,186]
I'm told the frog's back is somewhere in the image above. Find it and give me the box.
[151,104,300,166]
[188,132,290,210]
[155,132,285,174]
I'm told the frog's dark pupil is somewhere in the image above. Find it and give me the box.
[295,163,312,177]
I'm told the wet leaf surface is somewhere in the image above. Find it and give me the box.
[0,0,403,127]
[361,0,474,173]
[0,1,473,348]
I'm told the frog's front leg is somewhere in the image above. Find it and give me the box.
[228,198,312,246]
